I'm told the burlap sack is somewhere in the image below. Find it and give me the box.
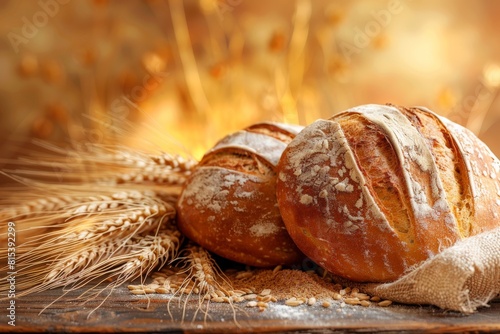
[359,227,500,313]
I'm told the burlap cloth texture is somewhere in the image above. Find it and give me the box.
[356,227,500,313]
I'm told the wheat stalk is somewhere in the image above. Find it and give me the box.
[74,148,196,185]
[45,239,126,282]
[178,243,231,296]
[168,242,235,322]
[0,185,180,296]
[1,194,74,220]
[75,226,182,319]
[0,117,196,313]
[5,143,196,187]
[127,243,232,321]
[115,228,182,284]
[21,223,183,318]
[62,196,174,242]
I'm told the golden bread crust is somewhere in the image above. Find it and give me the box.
[177,122,304,267]
[276,104,500,282]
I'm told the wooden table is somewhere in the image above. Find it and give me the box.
[1,284,499,333]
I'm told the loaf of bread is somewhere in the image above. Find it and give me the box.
[276,104,500,282]
[177,122,305,267]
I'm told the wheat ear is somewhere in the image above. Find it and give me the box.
[170,242,234,322]
[6,141,196,187]
[73,224,183,311]
[126,242,240,323]
[0,188,179,297]
[34,222,183,318]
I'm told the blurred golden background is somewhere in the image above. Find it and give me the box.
[1,0,499,164]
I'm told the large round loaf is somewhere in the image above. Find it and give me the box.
[177,122,305,267]
[276,104,500,282]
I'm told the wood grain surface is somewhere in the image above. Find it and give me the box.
[1,283,499,333]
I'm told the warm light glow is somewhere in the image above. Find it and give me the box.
[484,63,500,88]
[1,1,499,160]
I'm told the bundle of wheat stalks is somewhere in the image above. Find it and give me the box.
[0,139,232,316]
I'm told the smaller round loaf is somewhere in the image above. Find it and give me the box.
[177,122,305,267]
[276,104,500,282]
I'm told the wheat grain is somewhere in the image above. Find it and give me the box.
[211,296,225,303]
[243,293,257,300]
[256,295,272,302]
[235,271,254,279]
[246,301,258,307]
[259,288,271,296]
[272,265,282,274]
[360,300,371,307]
[241,288,254,294]
[285,298,304,306]
[232,296,245,303]
[378,300,393,307]
[344,297,361,305]
[354,293,370,301]
[257,301,268,308]
[307,297,317,306]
